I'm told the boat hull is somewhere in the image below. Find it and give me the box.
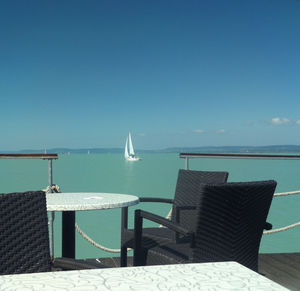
[126,156,141,161]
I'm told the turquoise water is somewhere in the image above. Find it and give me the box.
[1,153,299,259]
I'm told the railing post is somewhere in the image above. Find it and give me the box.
[48,158,55,258]
[185,157,189,170]
[48,159,53,189]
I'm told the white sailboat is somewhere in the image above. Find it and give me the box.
[124,132,141,161]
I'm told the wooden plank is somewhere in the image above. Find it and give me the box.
[259,253,300,291]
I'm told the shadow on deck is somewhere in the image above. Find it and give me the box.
[84,253,300,291]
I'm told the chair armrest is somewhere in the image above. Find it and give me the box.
[120,196,173,266]
[139,197,174,204]
[133,209,193,266]
[136,209,191,236]
[121,197,173,231]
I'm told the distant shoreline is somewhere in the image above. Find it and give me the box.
[2,145,300,154]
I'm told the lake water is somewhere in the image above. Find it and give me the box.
[0,153,299,259]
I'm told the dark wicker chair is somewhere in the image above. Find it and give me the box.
[0,190,106,274]
[0,191,52,275]
[121,169,229,266]
[133,180,277,272]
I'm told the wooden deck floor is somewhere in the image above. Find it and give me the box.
[259,253,300,291]
[85,253,300,291]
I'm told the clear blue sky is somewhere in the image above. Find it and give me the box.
[1,0,300,150]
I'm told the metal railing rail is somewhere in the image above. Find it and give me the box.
[179,152,300,170]
[0,153,58,187]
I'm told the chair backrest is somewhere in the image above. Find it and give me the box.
[172,169,229,231]
[191,180,277,271]
[0,191,51,275]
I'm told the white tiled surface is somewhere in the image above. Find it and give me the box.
[0,262,288,291]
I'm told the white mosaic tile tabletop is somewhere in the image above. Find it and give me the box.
[0,262,287,290]
[46,192,139,211]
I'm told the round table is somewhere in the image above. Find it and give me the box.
[46,192,139,258]
[46,192,139,211]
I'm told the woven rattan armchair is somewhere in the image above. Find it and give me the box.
[120,169,229,266]
[0,190,106,275]
[0,191,52,274]
[133,180,277,272]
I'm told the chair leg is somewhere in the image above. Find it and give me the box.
[121,207,129,267]
[133,210,143,266]
[120,246,127,267]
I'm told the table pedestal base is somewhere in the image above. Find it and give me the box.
[62,211,75,258]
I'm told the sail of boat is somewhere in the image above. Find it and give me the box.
[128,132,135,156]
[124,132,141,161]
[124,137,130,160]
